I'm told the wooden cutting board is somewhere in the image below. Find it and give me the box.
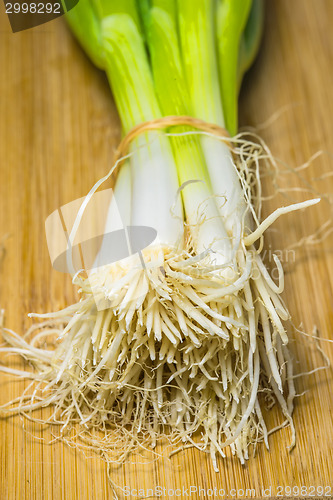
[0,1,332,498]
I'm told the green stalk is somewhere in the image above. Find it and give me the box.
[238,0,264,90]
[137,0,177,36]
[93,0,141,31]
[66,1,183,247]
[101,14,160,132]
[177,0,248,237]
[64,0,104,69]
[177,0,225,126]
[145,4,232,259]
[216,0,252,136]
[151,0,176,22]
[100,12,183,246]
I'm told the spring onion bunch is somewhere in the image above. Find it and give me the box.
[1,0,320,468]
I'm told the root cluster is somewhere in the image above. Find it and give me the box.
[1,242,295,469]
[0,135,300,470]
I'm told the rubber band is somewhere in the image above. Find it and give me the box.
[113,115,231,165]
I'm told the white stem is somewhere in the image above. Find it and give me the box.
[91,162,132,271]
[130,133,183,248]
[201,138,248,236]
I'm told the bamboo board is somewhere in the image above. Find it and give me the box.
[0,1,332,499]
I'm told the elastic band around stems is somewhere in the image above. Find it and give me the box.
[113,115,231,165]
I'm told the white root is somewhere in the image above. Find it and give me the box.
[0,135,310,469]
[0,240,297,467]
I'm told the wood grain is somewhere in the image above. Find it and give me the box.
[1,1,332,498]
